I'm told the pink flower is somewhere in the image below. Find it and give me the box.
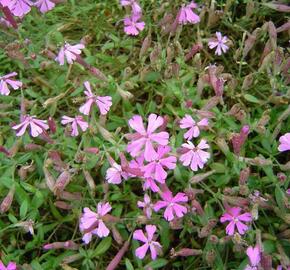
[245,245,261,270]
[106,160,129,185]
[61,115,88,137]
[34,0,55,13]
[179,139,210,171]
[208,32,229,56]
[79,81,112,115]
[79,202,112,244]
[154,191,188,221]
[0,261,16,270]
[220,207,252,235]
[133,225,162,260]
[179,115,209,140]
[120,0,142,14]
[232,125,250,155]
[5,0,33,17]
[0,72,22,96]
[55,42,85,65]
[278,133,290,152]
[142,146,176,183]
[12,115,49,137]
[138,194,154,218]
[127,114,169,161]
[124,14,145,36]
[178,2,200,25]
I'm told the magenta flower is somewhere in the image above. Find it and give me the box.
[179,115,209,140]
[120,0,142,14]
[245,245,261,270]
[278,133,290,152]
[61,115,88,137]
[55,42,85,66]
[142,146,176,183]
[0,72,22,96]
[179,139,210,171]
[124,14,145,36]
[79,202,112,244]
[12,115,49,137]
[178,2,200,25]
[5,0,33,17]
[79,81,112,115]
[106,160,129,185]
[208,32,229,56]
[154,191,188,221]
[0,261,16,270]
[138,194,154,219]
[129,156,160,192]
[34,0,55,13]
[133,225,162,260]
[220,207,252,235]
[127,114,169,161]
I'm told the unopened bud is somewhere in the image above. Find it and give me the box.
[239,167,250,185]
[54,200,72,210]
[170,248,202,257]
[43,240,79,250]
[0,186,15,213]
[54,170,71,195]
[205,250,216,266]
[59,191,82,201]
[83,170,96,194]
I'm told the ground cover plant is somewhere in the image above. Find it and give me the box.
[0,0,290,269]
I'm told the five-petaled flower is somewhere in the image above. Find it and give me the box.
[79,202,112,244]
[12,115,49,137]
[127,114,169,161]
[0,260,16,270]
[142,146,176,183]
[245,245,261,270]
[178,2,200,25]
[4,0,33,17]
[137,194,154,219]
[79,81,112,115]
[154,191,188,221]
[220,207,252,235]
[0,72,22,96]
[34,0,55,13]
[106,158,129,185]
[55,42,85,65]
[208,32,229,56]
[278,133,290,152]
[179,139,210,171]
[61,115,88,137]
[124,14,145,36]
[133,225,162,260]
[179,115,208,140]
[120,0,142,15]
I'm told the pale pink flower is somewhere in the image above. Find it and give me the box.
[133,225,162,260]
[154,191,188,221]
[79,81,112,115]
[220,207,252,235]
[12,115,49,137]
[208,32,229,56]
[142,146,176,183]
[124,14,145,36]
[0,0,10,6]
[129,156,160,192]
[127,114,169,161]
[278,133,290,152]
[179,139,210,171]
[106,161,129,185]
[0,72,22,96]
[6,0,33,17]
[79,202,112,244]
[138,194,154,218]
[245,245,261,270]
[34,0,55,13]
[178,2,200,25]
[120,0,142,14]
[61,115,88,137]
[0,261,16,270]
[179,115,208,140]
[55,42,85,65]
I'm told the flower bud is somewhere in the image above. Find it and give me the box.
[83,170,96,194]
[239,167,250,185]
[54,201,72,210]
[54,170,71,195]
[44,240,79,250]
[170,248,202,257]
[0,186,15,213]
[139,34,152,59]
[205,250,216,266]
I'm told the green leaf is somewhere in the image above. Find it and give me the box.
[125,258,134,270]
[20,200,29,219]
[244,94,260,104]
[145,259,168,269]
[93,237,112,257]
